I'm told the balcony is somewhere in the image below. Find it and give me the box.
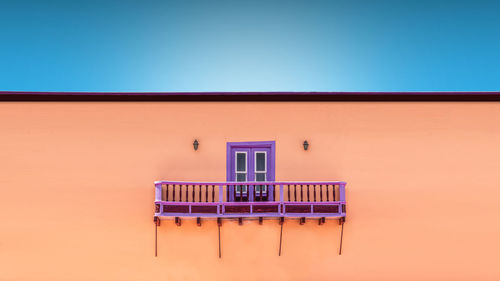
[154,181,346,219]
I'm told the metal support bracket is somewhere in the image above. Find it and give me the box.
[279,217,284,256]
[339,217,345,255]
[154,216,160,257]
[299,217,306,225]
[217,218,222,258]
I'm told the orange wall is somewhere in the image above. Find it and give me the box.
[1,102,499,281]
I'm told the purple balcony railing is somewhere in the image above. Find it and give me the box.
[154,181,346,218]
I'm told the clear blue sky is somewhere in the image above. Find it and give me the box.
[1,0,499,92]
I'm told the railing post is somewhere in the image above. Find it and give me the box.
[249,184,254,202]
[218,184,223,215]
[279,184,284,214]
[339,183,346,202]
[155,183,162,201]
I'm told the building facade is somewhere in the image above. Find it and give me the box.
[1,92,500,281]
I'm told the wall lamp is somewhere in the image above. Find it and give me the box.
[193,139,199,151]
[303,140,309,150]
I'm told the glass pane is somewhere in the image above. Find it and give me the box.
[256,173,266,181]
[255,185,267,192]
[236,173,246,182]
[236,185,247,193]
[255,173,266,193]
[236,153,246,171]
[256,152,266,171]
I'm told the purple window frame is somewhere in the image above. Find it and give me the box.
[226,141,276,202]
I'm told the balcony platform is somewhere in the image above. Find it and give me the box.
[154,181,346,219]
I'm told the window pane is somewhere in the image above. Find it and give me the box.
[256,173,266,181]
[236,185,247,193]
[255,185,267,192]
[236,173,246,182]
[256,152,266,171]
[236,153,246,171]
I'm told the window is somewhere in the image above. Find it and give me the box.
[227,141,275,202]
[235,152,247,193]
[255,151,267,193]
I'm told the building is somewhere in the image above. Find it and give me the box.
[1,92,500,280]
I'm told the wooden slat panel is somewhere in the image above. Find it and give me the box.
[191,205,218,213]
[224,205,251,213]
[313,205,339,213]
[286,204,311,213]
[163,205,189,213]
[253,204,279,213]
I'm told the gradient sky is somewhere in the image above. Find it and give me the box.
[1,0,499,92]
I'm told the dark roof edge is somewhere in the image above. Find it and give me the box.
[1,91,500,101]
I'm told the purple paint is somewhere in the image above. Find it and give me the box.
[226,141,276,202]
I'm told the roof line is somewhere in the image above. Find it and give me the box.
[1,91,500,101]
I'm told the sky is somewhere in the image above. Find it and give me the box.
[0,0,499,92]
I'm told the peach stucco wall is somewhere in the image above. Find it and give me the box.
[1,102,500,281]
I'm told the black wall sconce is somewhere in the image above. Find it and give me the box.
[193,139,199,151]
[303,140,309,150]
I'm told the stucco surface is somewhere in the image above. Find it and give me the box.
[1,102,499,281]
